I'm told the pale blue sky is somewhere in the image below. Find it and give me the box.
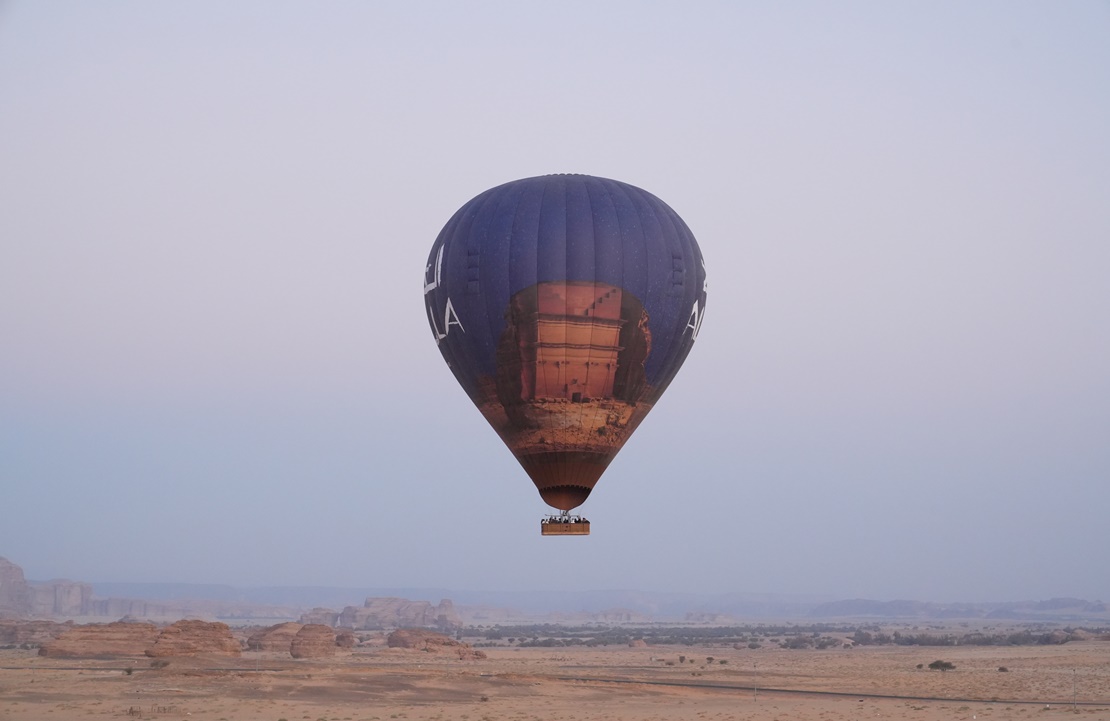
[1,1,1108,603]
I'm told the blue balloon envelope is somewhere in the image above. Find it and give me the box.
[424,174,707,512]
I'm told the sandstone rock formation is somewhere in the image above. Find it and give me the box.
[0,557,33,617]
[290,623,337,659]
[146,620,241,657]
[299,607,340,626]
[387,628,486,660]
[335,630,356,649]
[0,557,104,618]
[246,622,303,652]
[31,580,93,616]
[0,620,71,646]
[315,597,460,630]
[38,621,160,658]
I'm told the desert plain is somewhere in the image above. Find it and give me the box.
[2,632,1108,721]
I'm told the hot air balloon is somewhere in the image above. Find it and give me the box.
[424,174,706,535]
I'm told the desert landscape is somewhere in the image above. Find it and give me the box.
[3,556,1109,720]
[3,626,1109,721]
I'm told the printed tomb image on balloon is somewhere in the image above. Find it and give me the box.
[424,174,706,534]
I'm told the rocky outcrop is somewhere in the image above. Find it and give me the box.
[0,557,34,617]
[327,597,460,630]
[246,622,303,652]
[290,624,336,659]
[435,599,459,627]
[299,607,340,626]
[0,620,71,646]
[387,628,486,660]
[245,623,347,658]
[146,620,240,657]
[335,630,356,649]
[39,621,160,657]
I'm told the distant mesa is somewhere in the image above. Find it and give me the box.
[808,597,1109,619]
[3,556,1108,627]
[299,607,340,626]
[0,556,91,618]
[0,556,296,621]
[301,597,460,631]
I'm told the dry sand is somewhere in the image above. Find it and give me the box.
[2,638,1108,720]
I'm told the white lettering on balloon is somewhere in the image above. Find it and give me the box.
[428,297,465,345]
[686,300,704,341]
[424,244,465,345]
[423,246,443,295]
[686,259,707,341]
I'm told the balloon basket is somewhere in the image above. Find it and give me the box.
[540,513,590,536]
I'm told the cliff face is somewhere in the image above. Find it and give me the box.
[32,581,93,616]
[0,558,34,617]
[0,557,96,618]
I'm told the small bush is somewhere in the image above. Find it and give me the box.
[998,666,1009,672]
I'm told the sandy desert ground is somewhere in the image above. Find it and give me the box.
[2,637,1108,721]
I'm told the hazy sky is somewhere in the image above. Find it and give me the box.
[2,1,1108,604]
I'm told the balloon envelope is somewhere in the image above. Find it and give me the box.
[424,174,706,511]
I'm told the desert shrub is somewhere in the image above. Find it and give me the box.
[928,660,955,672]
